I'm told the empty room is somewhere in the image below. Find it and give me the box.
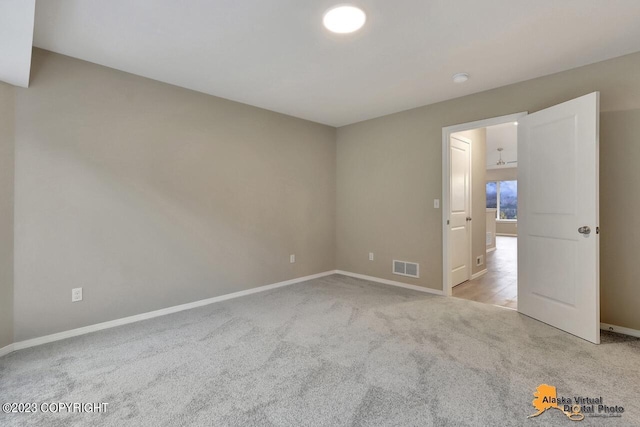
[2,1,640,426]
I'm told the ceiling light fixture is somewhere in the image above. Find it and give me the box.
[452,73,469,83]
[496,148,506,166]
[323,5,366,34]
[514,121,518,126]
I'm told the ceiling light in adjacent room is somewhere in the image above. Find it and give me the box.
[323,5,366,34]
[452,73,469,83]
[496,148,506,166]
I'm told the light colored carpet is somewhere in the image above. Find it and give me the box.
[1,274,639,426]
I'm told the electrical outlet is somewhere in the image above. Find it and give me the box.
[434,199,440,209]
[290,254,295,264]
[72,287,83,302]
[476,255,484,266]
[369,252,374,261]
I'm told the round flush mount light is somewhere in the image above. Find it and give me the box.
[452,73,469,83]
[323,5,367,34]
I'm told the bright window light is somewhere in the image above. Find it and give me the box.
[323,6,366,34]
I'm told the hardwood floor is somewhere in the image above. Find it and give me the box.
[453,236,517,309]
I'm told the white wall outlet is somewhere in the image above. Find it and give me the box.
[290,254,295,263]
[434,199,440,209]
[369,252,374,261]
[72,287,83,302]
[476,255,484,266]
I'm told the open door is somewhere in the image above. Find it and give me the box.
[449,135,471,287]
[518,92,600,344]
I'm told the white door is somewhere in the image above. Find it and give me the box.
[450,135,471,287]
[518,92,600,344]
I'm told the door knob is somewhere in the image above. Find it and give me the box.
[578,226,591,235]
[466,217,472,222]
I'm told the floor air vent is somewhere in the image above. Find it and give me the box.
[393,260,419,278]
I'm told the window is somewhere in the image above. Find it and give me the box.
[486,180,517,220]
[486,182,497,209]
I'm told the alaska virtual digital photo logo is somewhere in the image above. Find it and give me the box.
[528,384,624,422]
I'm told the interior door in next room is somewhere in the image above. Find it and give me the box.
[450,135,471,287]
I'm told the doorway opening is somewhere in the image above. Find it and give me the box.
[454,123,519,309]
[442,112,526,310]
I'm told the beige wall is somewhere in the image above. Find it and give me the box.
[336,51,640,330]
[600,109,640,333]
[0,83,14,349]
[486,167,517,182]
[496,222,517,236]
[454,128,487,275]
[13,50,336,341]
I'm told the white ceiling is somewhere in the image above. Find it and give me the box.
[0,0,35,87]
[33,0,640,127]
[486,123,517,169]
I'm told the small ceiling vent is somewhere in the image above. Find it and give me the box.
[393,260,419,278]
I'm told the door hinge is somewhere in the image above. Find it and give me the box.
[447,220,450,225]
[596,226,600,234]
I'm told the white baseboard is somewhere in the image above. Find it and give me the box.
[8,272,634,356]
[471,269,487,280]
[487,247,496,253]
[6,270,337,356]
[336,270,444,296]
[601,323,640,338]
[0,343,15,358]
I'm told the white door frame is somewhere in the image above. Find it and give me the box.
[442,112,528,296]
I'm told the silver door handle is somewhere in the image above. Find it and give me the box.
[578,226,591,235]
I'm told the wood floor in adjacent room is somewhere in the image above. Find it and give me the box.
[453,236,517,309]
